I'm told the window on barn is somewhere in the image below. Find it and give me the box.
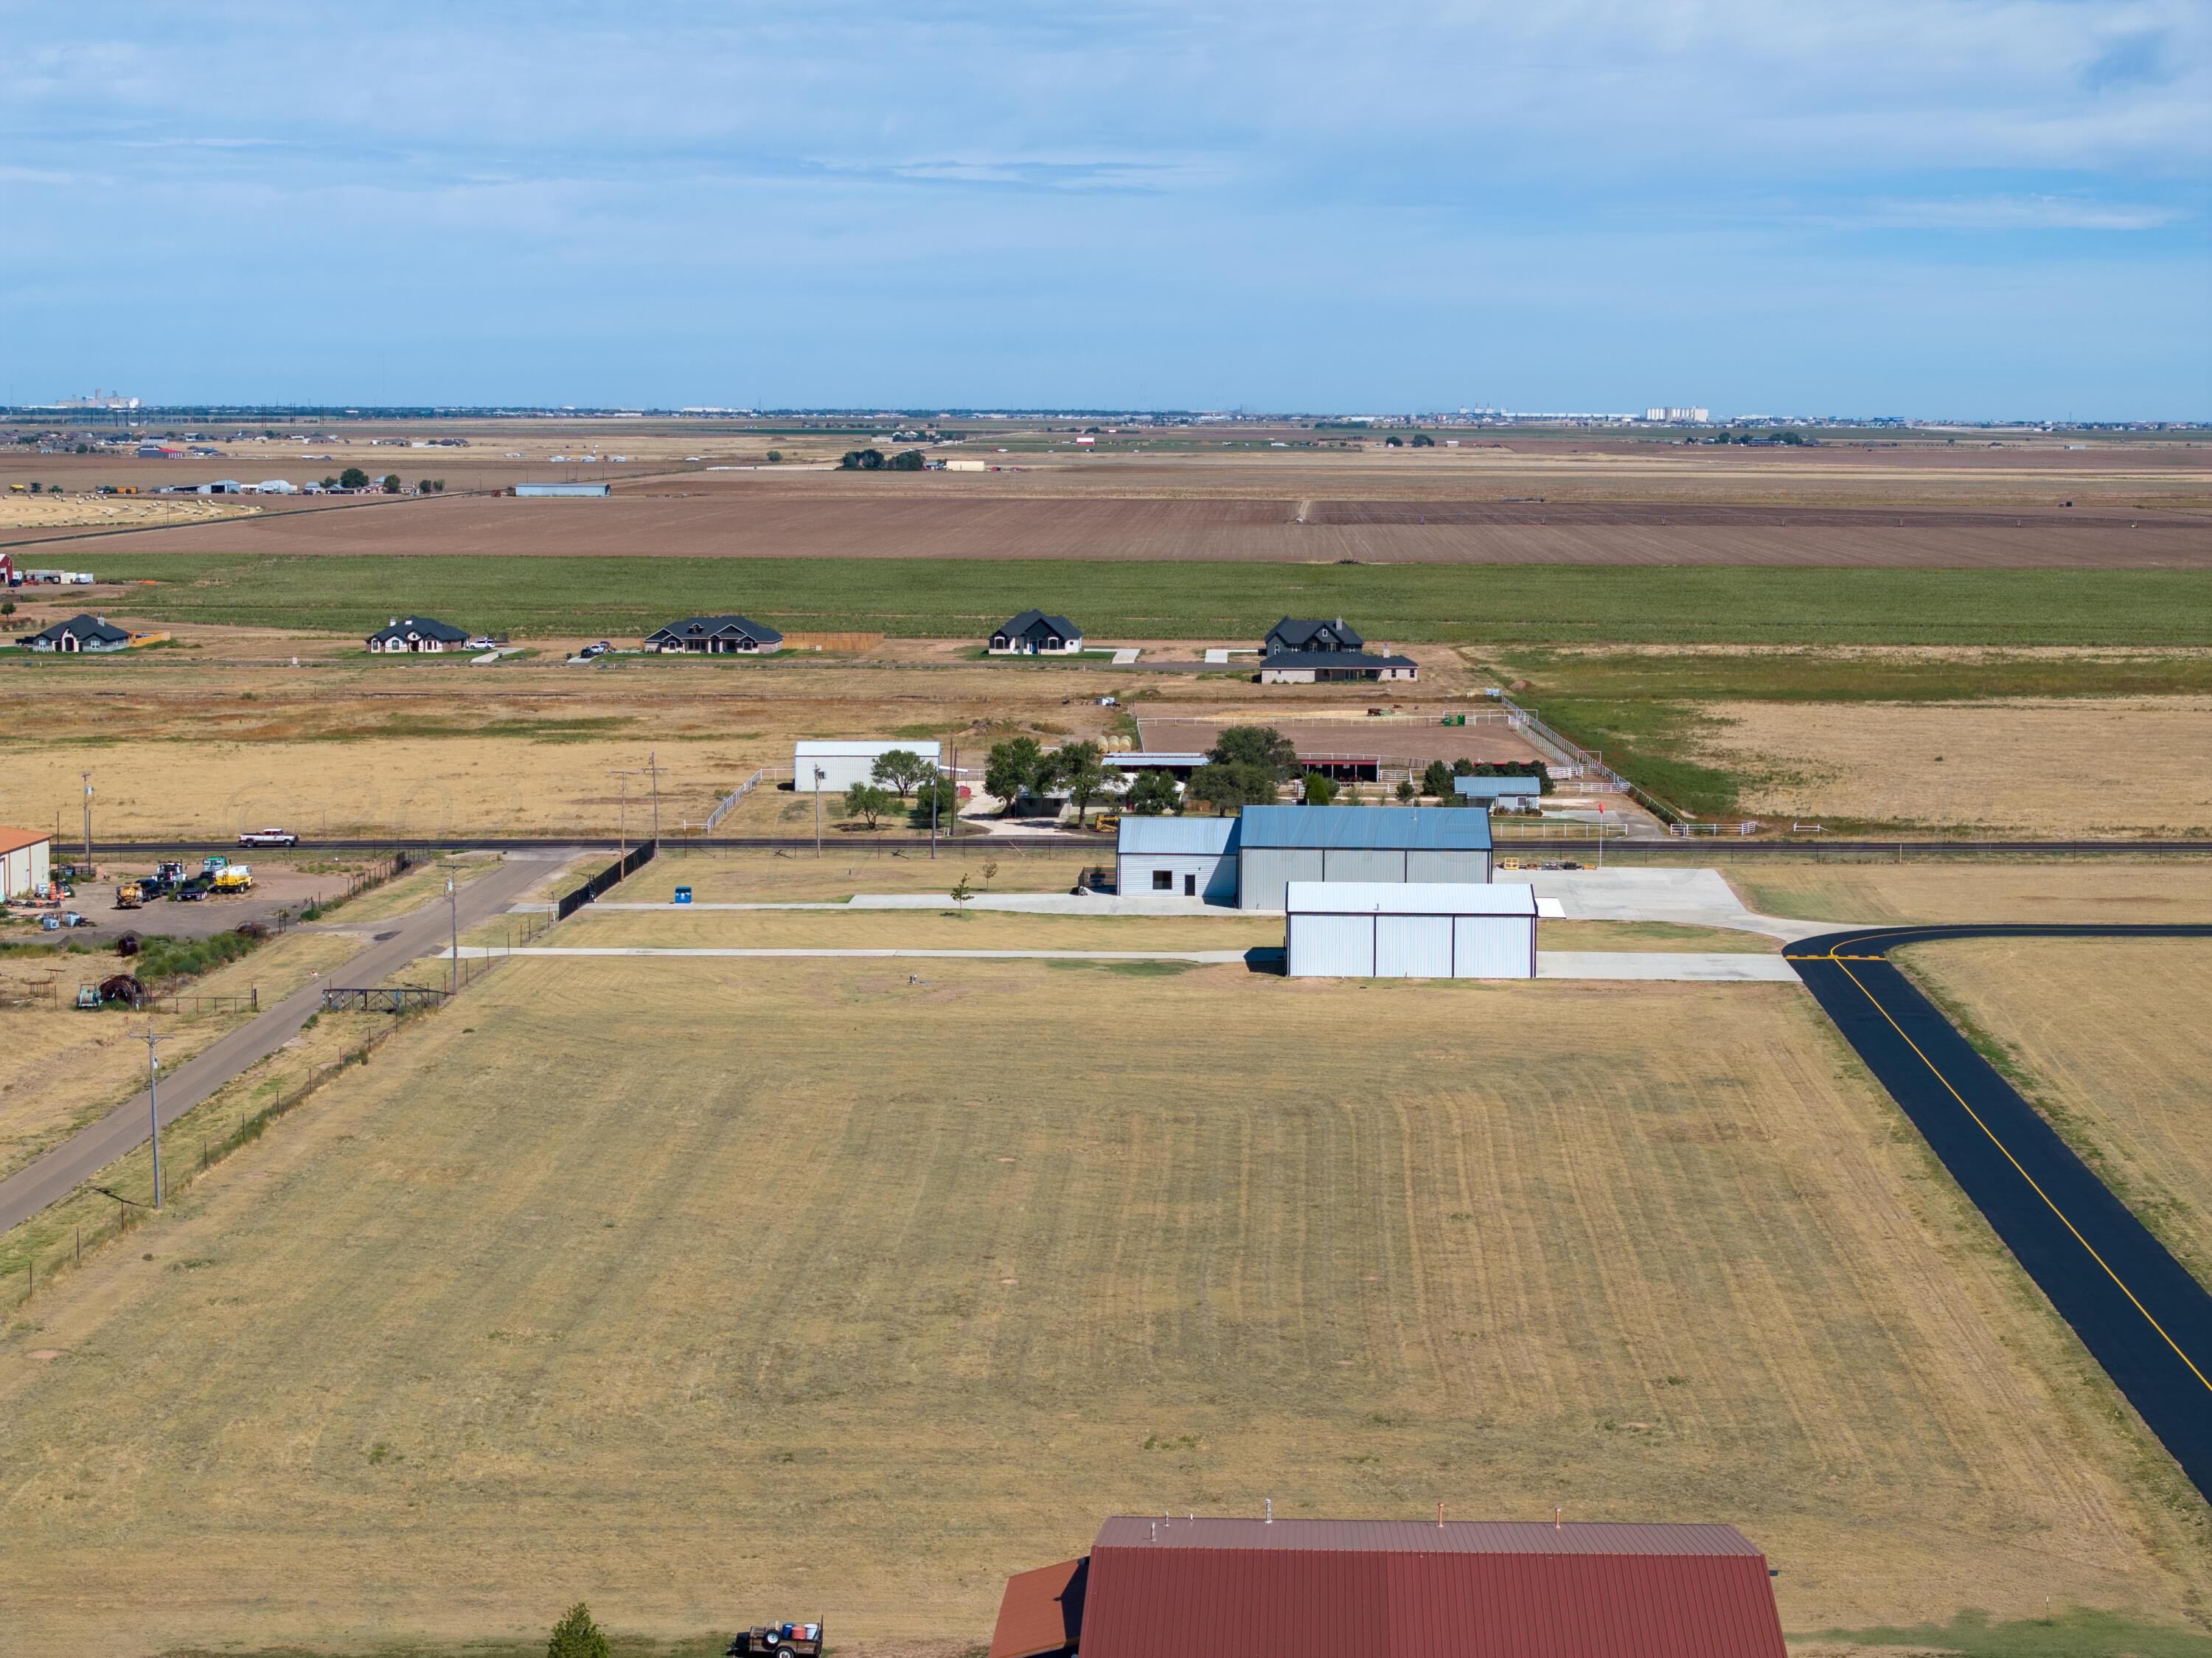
[1152,870,1174,890]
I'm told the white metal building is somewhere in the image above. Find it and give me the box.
[1237,805,1492,909]
[1284,881,1537,979]
[1115,815,1241,901]
[0,826,53,900]
[793,739,942,793]
[515,482,611,497]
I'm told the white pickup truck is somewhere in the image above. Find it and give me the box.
[237,828,299,847]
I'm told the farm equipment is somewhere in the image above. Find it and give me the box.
[212,864,253,892]
[725,1622,824,1657]
[75,984,101,1009]
[114,882,143,909]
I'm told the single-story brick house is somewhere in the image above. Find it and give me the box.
[366,616,470,653]
[644,614,785,654]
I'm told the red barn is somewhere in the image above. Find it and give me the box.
[989,1516,1787,1658]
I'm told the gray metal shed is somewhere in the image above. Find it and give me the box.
[1115,815,1240,902]
[1237,805,1492,909]
[1286,881,1537,979]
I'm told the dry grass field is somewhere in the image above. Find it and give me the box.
[0,493,260,530]
[1898,937,2212,1291]
[0,929,359,1183]
[1694,696,2212,834]
[1726,859,2212,925]
[1,954,2205,1654]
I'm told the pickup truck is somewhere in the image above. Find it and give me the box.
[238,828,299,847]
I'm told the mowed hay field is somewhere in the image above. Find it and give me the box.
[1726,859,2212,925]
[1693,697,2212,834]
[4,956,2208,1654]
[1899,937,2212,1291]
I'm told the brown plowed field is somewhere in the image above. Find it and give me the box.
[25,490,2210,566]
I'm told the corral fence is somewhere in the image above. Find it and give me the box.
[1669,820,1763,838]
[128,988,261,1015]
[557,839,658,920]
[320,985,444,1014]
[703,769,767,834]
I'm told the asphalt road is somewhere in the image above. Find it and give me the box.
[0,853,564,1237]
[1790,924,2212,1501]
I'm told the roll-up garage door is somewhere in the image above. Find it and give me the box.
[1375,914,1454,977]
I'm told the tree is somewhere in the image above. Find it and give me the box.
[1452,757,1476,775]
[546,1603,611,1658]
[417,479,434,495]
[1185,760,1277,814]
[432,478,447,491]
[984,736,1044,814]
[1395,779,1417,802]
[380,474,403,493]
[1122,768,1180,816]
[871,747,931,798]
[1410,432,1435,447]
[886,448,927,471]
[949,873,975,912]
[1422,760,1454,798]
[839,448,886,471]
[1383,434,1404,447]
[1048,740,1112,827]
[1301,771,1338,806]
[911,766,959,825]
[338,466,369,489]
[765,450,783,463]
[322,475,339,489]
[1207,725,1298,780]
[843,782,894,828]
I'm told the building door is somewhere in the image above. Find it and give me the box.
[1183,873,1195,896]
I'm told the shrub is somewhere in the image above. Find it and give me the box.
[546,1601,611,1658]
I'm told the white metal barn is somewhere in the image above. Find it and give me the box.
[793,740,943,793]
[1284,881,1537,979]
[1115,815,1241,901]
[0,826,52,900]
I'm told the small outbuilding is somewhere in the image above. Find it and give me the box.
[366,616,470,653]
[646,614,785,654]
[24,614,131,653]
[990,1515,1787,1658]
[514,481,611,497]
[1453,774,1545,801]
[1286,881,1537,978]
[1236,804,1492,909]
[793,739,942,794]
[990,611,1083,655]
[1114,814,1240,902]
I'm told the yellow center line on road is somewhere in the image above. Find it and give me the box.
[1818,944,2212,1397]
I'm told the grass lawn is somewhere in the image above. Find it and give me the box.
[1,956,2204,1654]
[75,553,2212,647]
[1718,858,2212,926]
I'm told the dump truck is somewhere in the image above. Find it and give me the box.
[725,1623,824,1658]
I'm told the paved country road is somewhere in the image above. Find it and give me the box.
[1790,924,2212,1501]
[0,853,568,1238]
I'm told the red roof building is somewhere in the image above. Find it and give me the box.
[989,1516,1787,1658]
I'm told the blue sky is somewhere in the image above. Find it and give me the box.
[3,1,2206,418]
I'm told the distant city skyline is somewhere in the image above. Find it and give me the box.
[3,2,2205,420]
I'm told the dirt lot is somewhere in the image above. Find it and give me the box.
[33,484,2208,567]
[1898,937,2212,1291]
[1137,712,1547,769]
[1725,858,2212,925]
[4,860,361,951]
[1692,696,2212,835]
[1,954,2204,1653]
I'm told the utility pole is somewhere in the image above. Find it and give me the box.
[813,766,825,856]
[446,876,458,996]
[142,1025,171,1209]
[81,771,93,870]
[608,769,636,861]
[643,750,664,844]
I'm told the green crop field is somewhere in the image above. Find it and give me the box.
[74,553,2212,647]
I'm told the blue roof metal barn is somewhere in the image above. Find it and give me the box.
[1115,816,1241,856]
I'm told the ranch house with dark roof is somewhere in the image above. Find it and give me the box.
[25,614,131,653]
[366,616,470,653]
[645,614,785,654]
[1265,616,1363,654]
[990,610,1083,655]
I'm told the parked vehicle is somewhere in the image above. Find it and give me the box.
[114,884,143,909]
[213,865,253,892]
[578,640,610,659]
[1091,812,1121,833]
[239,828,299,847]
[725,1622,824,1657]
[201,855,229,874]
